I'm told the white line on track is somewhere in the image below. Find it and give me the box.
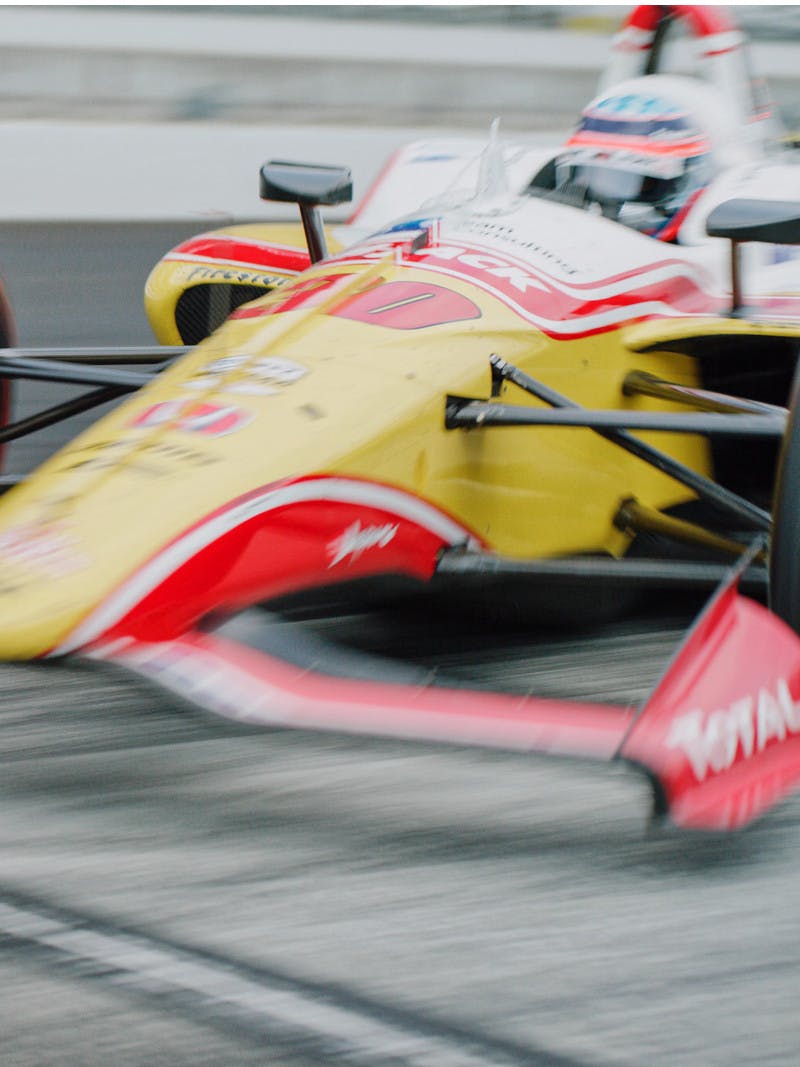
[0,896,585,1067]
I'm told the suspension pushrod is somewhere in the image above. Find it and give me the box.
[0,357,152,388]
[0,385,126,444]
[2,345,190,365]
[622,370,786,416]
[437,547,768,592]
[484,355,771,532]
[446,400,785,437]
[614,498,765,562]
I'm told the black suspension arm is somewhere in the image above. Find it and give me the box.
[0,386,126,444]
[1,345,189,365]
[0,357,153,389]
[463,355,772,533]
[446,400,785,437]
[622,369,787,416]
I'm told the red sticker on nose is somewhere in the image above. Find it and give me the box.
[334,280,482,330]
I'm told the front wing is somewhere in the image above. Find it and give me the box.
[85,548,800,833]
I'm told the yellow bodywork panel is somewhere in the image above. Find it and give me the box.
[145,222,343,345]
[0,258,710,657]
[623,315,800,352]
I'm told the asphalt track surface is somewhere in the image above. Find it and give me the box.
[1,224,799,1067]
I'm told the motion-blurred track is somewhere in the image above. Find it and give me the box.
[0,224,799,1066]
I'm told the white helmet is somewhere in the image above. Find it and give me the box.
[551,75,744,240]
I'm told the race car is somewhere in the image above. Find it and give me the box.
[1,4,800,832]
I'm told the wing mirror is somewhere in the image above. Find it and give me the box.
[260,160,352,264]
[706,199,800,314]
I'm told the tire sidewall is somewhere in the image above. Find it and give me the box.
[770,362,800,629]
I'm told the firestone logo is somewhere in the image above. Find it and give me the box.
[665,677,800,781]
[326,521,399,568]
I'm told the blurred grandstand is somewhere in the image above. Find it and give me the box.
[249,6,800,37]
[0,5,797,129]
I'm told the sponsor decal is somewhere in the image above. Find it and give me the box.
[665,677,800,782]
[141,440,219,467]
[0,521,89,578]
[128,401,184,428]
[185,266,280,287]
[326,520,400,567]
[183,354,308,395]
[61,438,218,476]
[248,357,307,385]
[461,220,581,275]
[564,144,686,179]
[176,403,252,437]
[129,401,252,437]
[345,240,550,293]
[334,237,717,337]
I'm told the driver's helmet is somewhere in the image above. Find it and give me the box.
[554,81,714,240]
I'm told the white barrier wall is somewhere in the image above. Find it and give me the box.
[0,8,606,127]
[0,122,561,223]
[0,7,796,129]
[0,8,796,222]
[0,121,413,222]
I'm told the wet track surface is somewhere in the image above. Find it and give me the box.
[1,225,799,1066]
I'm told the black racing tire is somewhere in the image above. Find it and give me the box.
[0,277,17,475]
[770,363,800,631]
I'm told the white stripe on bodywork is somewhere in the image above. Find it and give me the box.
[403,261,704,335]
[536,261,714,301]
[334,239,718,333]
[700,31,744,55]
[340,236,715,300]
[54,478,477,656]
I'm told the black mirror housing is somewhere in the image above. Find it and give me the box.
[260,161,352,207]
[706,198,800,245]
[705,198,800,315]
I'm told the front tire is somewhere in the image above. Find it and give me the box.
[770,364,800,629]
[0,278,16,474]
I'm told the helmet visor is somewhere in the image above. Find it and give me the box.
[555,147,687,208]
